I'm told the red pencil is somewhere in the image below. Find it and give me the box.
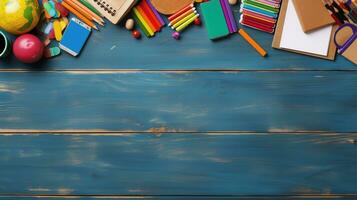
[140,0,162,30]
[240,18,274,33]
[242,15,276,28]
[137,5,158,32]
[168,4,194,21]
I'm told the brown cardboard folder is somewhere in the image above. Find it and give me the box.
[272,0,337,60]
[293,0,335,33]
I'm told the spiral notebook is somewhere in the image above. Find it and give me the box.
[86,0,136,24]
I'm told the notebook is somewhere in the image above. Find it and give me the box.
[201,0,229,39]
[86,0,136,24]
[60,18,91,56]
[292,0,335,33]
[272,0,337,60]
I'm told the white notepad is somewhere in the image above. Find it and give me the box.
[280,0,333,56]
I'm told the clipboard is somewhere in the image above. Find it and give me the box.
[272,0,337,60]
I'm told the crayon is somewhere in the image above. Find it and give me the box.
[238,29,267,57]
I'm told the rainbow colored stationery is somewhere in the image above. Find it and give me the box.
[240,0,281,33]
[168,4,199,33]
[201,0,237,39]
[132,0,165,37]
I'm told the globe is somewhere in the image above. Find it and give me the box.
[0,0,41,35]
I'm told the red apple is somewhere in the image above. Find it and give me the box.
[13,34,44,63]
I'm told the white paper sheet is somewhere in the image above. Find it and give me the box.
[280,0,332,56]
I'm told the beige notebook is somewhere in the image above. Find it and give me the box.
[292,0,335,33]
[86,0,136,24]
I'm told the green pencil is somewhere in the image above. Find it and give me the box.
[79,0,103,17]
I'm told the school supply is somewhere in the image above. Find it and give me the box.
[238,29,267,57]
[201,0,237,39]
[168,4,199,33]
[79,0,103,17]
[132,0,165,37]
[86,0,136,24]
[334,23,357,64]
[239,0,281,33]
[293,0,335,33]
[61,1,98,30]
[68,0,104,26]
[150,0,194,15]
[59,18,91,56]
[321,0,352,25]
[272,0,337,60]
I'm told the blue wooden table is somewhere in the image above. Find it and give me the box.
[0,5,356,199]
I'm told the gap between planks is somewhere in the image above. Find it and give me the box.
[1,69,357,73]
[0,129,357,136]
[1,194,357,199]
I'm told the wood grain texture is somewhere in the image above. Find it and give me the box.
[1,71,357,132]
[0,8,355,70]
[0,134,356,195]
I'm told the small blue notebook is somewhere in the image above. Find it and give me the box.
[60,18,91,56]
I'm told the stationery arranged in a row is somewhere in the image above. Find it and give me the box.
[239,0,281,33]
[132,0,165,37]
[59,0,105,30]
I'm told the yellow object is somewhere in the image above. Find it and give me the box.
[53,20,62,41]
[59,17,69,31]
[133,7,154,36]
[0,0,41,35]
[172,12,196,29]
[176,14,198,32]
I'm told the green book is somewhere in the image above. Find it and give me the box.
[201,0,229,40]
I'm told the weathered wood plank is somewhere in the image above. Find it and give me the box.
[0,134,355,195]
[1,71,357,132]
[0,9,354,70]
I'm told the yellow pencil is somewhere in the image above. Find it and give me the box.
[61,1,98,30]
[133,7,154,36]
[168,8,196,26]
[176,14,199,32]
[171,12,196,29]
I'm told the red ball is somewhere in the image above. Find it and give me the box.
[13,34,44,64]
[194,17,201,26]
[132,30,141,39]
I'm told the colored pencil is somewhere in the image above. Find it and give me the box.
[242,15,275,27]
[65,0,104,26]
[242,9,277,23]
[133,12,150,37]
[168,8,196,26]
[240,17,274,33]
[176,14,199,32]
[171,12,196,29]
[61,1,98,30]
[221,0,237,32]
[141,0,162,30]
[79,0,103,17]
[72,0,104,23]
[137,5,157,32]
[221,0,233,33]
[238,29,267,57]
[146,0,165,25]
[168,4,194,21]
[133,7,154,36]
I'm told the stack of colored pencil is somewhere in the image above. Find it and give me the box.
[325,0,357,25]
[60,0,105,30]
[239,0,281,33]
[168,4,199,32]
[132,0,165,37]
